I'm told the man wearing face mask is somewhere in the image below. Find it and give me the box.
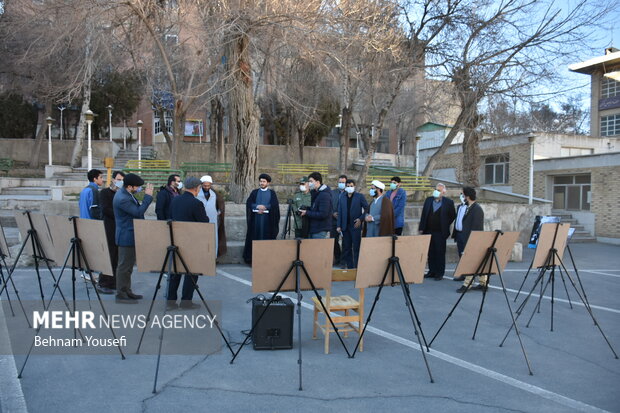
[419,183,456,281]
[292,177,311,238]
[197,175,227,258]
[113,173,154,303]
[156,174,182,221]
[97,170,125,294]
[453,187,485,290]
[167,176,209,309]
[330,175,347,265]
[385,176,407,236]
[300,172,332,239]
[337,179,368,268]
[243,174,280,264]
[364,180,394,237]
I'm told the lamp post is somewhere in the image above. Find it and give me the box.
[58,105,66,141]
[46,116,54,166]
[415,135,421,176]
[85,110,94,171]
[106,104,113,142]
[137,119,143,168]
[528,134,536,205]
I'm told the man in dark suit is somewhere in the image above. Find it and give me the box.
[419,183,456,281]
[168,176,209,309]
[97,170,125,294]
[113,173,154,303]
[337,179,369,269]
[453,187,486,292]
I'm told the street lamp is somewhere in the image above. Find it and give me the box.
[415,135,421,176]
[106,104,113,142]
[528,134,536,205]
[58,105,66,141]
[85,109,94,171]
[46,116,54,166]
[137,119,143,167]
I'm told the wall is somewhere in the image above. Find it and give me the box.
[0,139,119,166]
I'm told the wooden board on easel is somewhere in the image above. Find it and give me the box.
[454,231,519,277]
[532,223,570,268]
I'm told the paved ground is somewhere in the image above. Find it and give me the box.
[0,242,619,413]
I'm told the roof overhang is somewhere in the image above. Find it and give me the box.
[569,51,620,75]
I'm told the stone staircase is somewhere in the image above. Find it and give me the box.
[551,210,596,243]
[114,147,157,169]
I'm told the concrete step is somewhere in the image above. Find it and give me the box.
[1,187,51,196]
[570,236,596,243]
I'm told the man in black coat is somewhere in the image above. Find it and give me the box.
[243,173,280,264]
[168,176,209,309]
[156,174,182,220]
[301,172,332,239]
[453,187,486,292]
[98,170,125,294]
[418,183,456,281]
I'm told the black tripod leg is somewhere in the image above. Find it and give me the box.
[152,294,169,393]
[525,270,553,328]
[230,263,295,363]
[0,265,15,316]
[472,277,490,341]
[550,265,556,332]
[429,275,476,347]
[295,263,303,391]
[395,263,434,383]
[351,262,392,357]
[494,255,533,375]
[514,260,534,302]
[557,264,573,309]
[403,281,430,351]
[137,252,171,354]
[29,233,46,308]
[566,245,590,310]
[560,260,619,359]
[300,264,352,358]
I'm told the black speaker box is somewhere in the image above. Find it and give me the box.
[251,296,294,350]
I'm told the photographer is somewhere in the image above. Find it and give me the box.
[292,176,311,238]
[300,172,332,239]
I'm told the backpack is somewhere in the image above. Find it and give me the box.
[88,185,103,220]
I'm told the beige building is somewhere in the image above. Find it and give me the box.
[569,47,620,138]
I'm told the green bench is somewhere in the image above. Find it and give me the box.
[0,158,14,172]
[122,168,184,188]
[180,162,232,177]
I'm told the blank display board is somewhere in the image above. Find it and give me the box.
[46,215,74,267]
[134,219,216,276]
[454,231,519,277]
[251,238,333,293]
[0,222,9,258]
[75,218,113,275]
[532,223,570,268]
[14,212,56,262]
[355,235,431,289]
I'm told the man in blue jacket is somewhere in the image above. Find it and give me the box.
[300,172,332,239]
[418,183,456,281]
[113,173,154,303]
[79,169,104,219]
[337,179,368,269]
[168,176,209,309]
[385,176,407,235]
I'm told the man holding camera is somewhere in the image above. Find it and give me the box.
[292,176,311,238]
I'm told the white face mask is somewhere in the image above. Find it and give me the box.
[178,182,183,189]
[299,185,306,192]
[433,189,441,198]
[308,182,316,190]
[114,180,123,189]
[460,194,465,204]
[345,187,355,194]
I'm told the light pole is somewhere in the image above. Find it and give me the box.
[85,110,94,171]
[123,120,127,150]
[528,134,536,205]
[137,119,143,168]
[58,105,66,141]
[46,116,54,166]
[415,135,421,176]
[107,104,113,142]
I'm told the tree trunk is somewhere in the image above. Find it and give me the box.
[339,107,352,175]
[209,99,218,163]
[29,101,52,168]
[171,101,186,169]
[216,101,225,163]
[297,126,305,164]
[226,24,260,203]
[461,111,482,187]
[70,87,91,167]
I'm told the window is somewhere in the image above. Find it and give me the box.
[601,114,620,136]
[154,112,173,135]
[560,147,594,157]
[601,77,620,99]
[552,175,590,211]
[484,154,509,184]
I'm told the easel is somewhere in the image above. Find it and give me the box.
[429,230,533,375]
[18,216,126,378]
[0,221,28,321]
[500,223,617,358]
[351,235,434,383]
[134,220,234,394]
[0,212,74,327]
[231,238,351,391]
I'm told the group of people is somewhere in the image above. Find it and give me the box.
[79,168,485,303]
[79,170,226,308]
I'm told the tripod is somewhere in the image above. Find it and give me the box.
[0,211,75,328]
[281,200,302,239]
[135,220,235,394]
[351,235,434,382]
[231,238,352,391]
[429,230,533,375]
[500,223,617,358]
[18,216,126,378]
[0,244,29,321]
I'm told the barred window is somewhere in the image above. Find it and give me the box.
[600,114,620,136]
[601,77,620,99]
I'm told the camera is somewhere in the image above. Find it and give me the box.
[286,198,294,205]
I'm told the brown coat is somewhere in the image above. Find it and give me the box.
[362,196,396,237]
